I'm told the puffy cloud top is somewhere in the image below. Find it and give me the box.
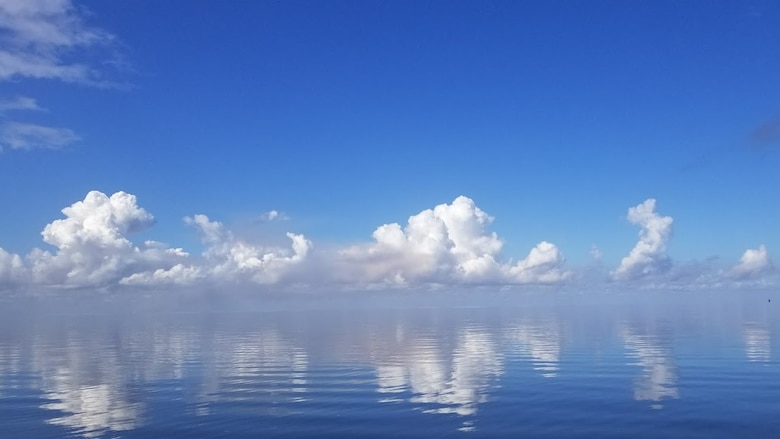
[730,245,773,280]
[612,199,673,281]
[0,247,25,285]
[42,191,154,249]
[339,196,568,285]
[183,214,311,284]
[28,191,183,287]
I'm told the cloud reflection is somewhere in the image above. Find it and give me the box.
[743,323,771,363]
[42,380,141,438]
[196,330,310,408]
[510,322,561,377]
[621,327,678,409]
[0,316,313,437]
[375,327,503,420]
[31,340,143,438]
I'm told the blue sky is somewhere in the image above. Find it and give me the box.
[0,0,778,291]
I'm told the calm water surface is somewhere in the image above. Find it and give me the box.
[0,290,778,438]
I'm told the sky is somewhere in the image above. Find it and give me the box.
[0,0,778,292]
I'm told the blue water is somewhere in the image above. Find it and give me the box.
[0,290,778,438]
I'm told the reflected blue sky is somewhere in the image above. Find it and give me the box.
[0,290,778,438]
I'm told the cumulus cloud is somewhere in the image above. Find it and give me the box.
[259,210,289,222]
[0,121,79,151]
[27,191,187,287]
[730,245,773,280]
[0,0,117,84]
[122,213,313,287]
[0,247,26,285]
[1,190,776,292]
[337,196,569,285]
[0,189,313,290]
[612,199,673,281]
[182,214,311,285]
[119,263,203,286]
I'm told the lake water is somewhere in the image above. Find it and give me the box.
[0,290,778,438]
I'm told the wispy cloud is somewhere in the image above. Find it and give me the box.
[0,95,42,113]
[0,1,127,155]
[0,121,79,151]
[0,0,118,85]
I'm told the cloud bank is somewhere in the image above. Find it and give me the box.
[0,191,775,292]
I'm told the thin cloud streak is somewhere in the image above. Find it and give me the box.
[0,95,42,113]
[0,121,79,151]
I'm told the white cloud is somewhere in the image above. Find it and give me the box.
[337,196,569,285]
[0,95,42,113]
[0,121,79,151]
[260,210,289,222]
[0,190,312,289]
[119,264,203,286]
[0,0,115,84]
[1,191,777,292]
[0,0,124,155]
[183,214,311,284]
[612,199,673,281]
[0,247,26,285]
[27,191,186,287]
[730,245,773,280]
[589,244,603,261]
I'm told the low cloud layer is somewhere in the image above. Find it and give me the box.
[0,191,775,292]
[612,199,673,281]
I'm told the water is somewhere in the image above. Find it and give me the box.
[0,290,778,438]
